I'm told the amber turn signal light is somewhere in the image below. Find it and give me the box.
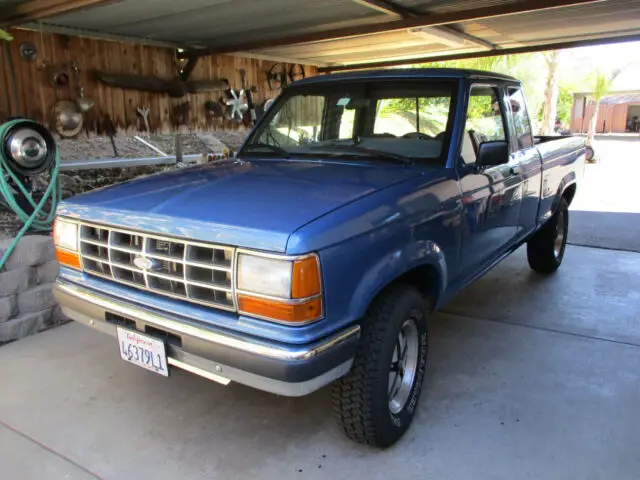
[291,256,321,299]
[55,248,81,270]
[238,294,322,324]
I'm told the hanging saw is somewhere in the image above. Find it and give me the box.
[94,71,229,98]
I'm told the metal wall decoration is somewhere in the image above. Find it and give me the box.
[18,42,38,61]
[94,70,228,98]
[204,100,224,118]
[289,64,306,83]
[49,68,70,88]
[266,63,306,90]
[52,100,83,137]
[266,63,287,91]
[224,89,248,123]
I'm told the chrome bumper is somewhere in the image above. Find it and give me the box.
[54,279,359,397]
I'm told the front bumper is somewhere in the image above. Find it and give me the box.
[54,279,359,396]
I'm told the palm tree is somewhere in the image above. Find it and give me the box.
[585,68,622,153]
[422,54,528,74]
[540,51,561,135]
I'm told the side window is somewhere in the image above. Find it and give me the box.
[462,86,506,164]
[508,88,533,149]
[259,95,325,146]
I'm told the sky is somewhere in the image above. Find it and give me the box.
[560,41,640,91]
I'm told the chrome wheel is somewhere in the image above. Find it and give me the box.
[388,318,419,414]
[554,209,565,258]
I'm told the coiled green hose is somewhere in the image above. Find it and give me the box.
[0,119,60,270]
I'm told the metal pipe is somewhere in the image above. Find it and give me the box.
[134,136,169,157]
[59,154,203,171]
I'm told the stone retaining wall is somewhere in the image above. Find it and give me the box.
[0,235,67,343]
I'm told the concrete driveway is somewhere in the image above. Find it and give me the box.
[569,136,640,252]
[2,139,640,480]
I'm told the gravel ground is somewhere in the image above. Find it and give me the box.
[57,131,249,161]
[1,131,250,239]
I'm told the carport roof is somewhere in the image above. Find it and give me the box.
[2,0,640,69]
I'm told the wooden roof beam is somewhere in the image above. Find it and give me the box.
[351,0,418,17]
[353,0,497,50]
[181,0,605,59]
[0,0,119,27]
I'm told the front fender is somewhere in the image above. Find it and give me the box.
[348,240,447,320]
[289,170,461,338]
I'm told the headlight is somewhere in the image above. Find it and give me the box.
[53,218,81,269]
[1,120,56,176]
[236,252,322,324]
[237,254,292,298]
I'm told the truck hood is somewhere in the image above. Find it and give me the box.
[58,158,421,252]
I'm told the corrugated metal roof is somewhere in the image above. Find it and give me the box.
[32,0,387,47]
[8,0,640,67]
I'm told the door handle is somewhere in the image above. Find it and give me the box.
[510,165,522,175]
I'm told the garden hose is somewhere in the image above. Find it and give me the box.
[0,119,60,270]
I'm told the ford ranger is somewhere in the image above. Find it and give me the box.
[53,69,584,447]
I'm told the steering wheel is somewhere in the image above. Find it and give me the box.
[402,132,434,140]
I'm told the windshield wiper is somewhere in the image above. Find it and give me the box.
[242,143,291,158]
[308,141,412,165]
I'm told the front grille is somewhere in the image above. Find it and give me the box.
[77,222,235,311]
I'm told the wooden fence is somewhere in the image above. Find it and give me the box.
[0,28,317,135]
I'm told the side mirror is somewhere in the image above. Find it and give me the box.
[477,140,509,167]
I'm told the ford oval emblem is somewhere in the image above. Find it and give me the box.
[133,256,156,271]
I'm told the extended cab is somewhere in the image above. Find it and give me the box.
[53,69,584,447]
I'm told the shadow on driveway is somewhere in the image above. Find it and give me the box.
[568,210,640,253]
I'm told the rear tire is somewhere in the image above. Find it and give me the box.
[332,284,429,448]
[527,198,569,273]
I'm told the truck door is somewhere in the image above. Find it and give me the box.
[457,85,524,272]
[506,87,542,237]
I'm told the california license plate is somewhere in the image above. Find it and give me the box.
[117,327,169,377]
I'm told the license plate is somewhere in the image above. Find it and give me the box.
[117,327,169,377]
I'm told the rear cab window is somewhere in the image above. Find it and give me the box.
[507,87,534,150]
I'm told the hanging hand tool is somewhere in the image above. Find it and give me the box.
[136,106,151,133]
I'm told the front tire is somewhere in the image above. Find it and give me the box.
[527,198,569,273]
[332,285,429,448]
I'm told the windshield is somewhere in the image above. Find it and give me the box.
[242,80,456,163]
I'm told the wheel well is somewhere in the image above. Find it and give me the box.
[391,264,440,311]
[562,184,577,206]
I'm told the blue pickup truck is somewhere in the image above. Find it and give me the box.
[53,69,584,447]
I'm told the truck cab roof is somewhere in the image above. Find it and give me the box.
[291,68,520,87]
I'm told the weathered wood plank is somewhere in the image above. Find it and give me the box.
[1,28,316,133]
